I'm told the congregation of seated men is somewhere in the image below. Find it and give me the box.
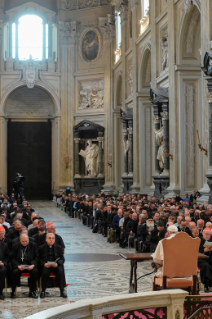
[57,190,212,293]
[0,194,67,300]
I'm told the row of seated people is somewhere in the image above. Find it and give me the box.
[0,200,67,300]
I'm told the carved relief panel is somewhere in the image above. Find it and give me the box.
[78,79,104,110]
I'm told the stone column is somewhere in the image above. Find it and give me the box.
[74,132,81,178]
[206,92,212,203]
[97,132,104,177]
[128,120,133,176]
[161,109,169,175]
[122,120,128,176]
[153,116,161,174]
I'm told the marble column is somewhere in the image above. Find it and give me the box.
[74,132,81,178]
[153,116,161,174]
[97,132,104,177]
[161,110,169,175]
[128,120,133,176]
[122,120,128,176]
[205,92,212,203]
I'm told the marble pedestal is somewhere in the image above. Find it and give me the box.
[122,176,133,194]
[74,177,105,195]
[206,173,212,204]
[152,175,169,199]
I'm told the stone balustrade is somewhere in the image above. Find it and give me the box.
[23,289,187,319]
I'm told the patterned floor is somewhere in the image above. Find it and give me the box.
[0,201,153,319]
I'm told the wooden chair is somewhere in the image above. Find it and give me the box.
[152,232,200,295]
[39,272,56,295]
[16,272,39,296]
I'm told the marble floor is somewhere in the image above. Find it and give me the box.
[0,201,153,319]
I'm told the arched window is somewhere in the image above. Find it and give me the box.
[116,12,122,49]
[11,14,48,61]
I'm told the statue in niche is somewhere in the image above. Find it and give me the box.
[123,139,131,154]
[161,31,168,71]
[155,127,164,170]
[79,140,99,177]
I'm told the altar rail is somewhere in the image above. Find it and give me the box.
[23,289,187,319]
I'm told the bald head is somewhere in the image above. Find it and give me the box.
[20,234,29,247]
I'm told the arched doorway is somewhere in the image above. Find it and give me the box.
[6,86,54,199]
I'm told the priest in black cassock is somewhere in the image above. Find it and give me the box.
[198,227,212,293]
[0,226,10,300]
[39,233,67,298]
[11,234,39,298]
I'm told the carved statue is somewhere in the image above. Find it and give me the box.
[202,52,212,77]
[181,0,192,13]
[79,140,99,177]
[128,64,133,95]
[123,139,130,154]
[155,127,164,170]
[161,32,169,71]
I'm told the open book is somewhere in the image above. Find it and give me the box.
[203,241,212,248]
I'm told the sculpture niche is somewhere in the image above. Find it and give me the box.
[79,140,99,177]
[74,120,105,195]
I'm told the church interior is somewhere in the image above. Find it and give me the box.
[1,0,212,318]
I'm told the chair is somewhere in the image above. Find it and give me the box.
[16,272,39,297]
[39,272,56,295]
[152,232,200,295]
[4,278,7,298]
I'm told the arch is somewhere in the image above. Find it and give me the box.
[1,80,60,116]
[138,46,151,90]
[177,4,200,65]
[116,74,122,108]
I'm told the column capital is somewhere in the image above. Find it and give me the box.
[59,21,77,45]
[153,116,161,124]
[74,138,80,143]
[206,92,212,103]
[97,137,104,142]
[161,112,169,120]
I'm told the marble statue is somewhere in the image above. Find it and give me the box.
[123,139,130,154]
[155,127,164,169]
[161,32,168,71]
[79,140,99,177]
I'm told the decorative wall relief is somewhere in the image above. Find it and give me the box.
[127,63,133,96]
[185,83,195,187]
[16,59,45,89]
[186,7,199,54]
[78,80,104,109]
[59,21,77,45]
[61,0,111,10]
[145,107,151,185]
[161,29,168,71]
[181,0,192,13]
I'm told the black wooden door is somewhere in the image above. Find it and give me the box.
[8,121,51,200]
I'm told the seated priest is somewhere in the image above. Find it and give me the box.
[198,227,212,293]
[37,222,65,251]
[152,225,178,277]
[11,234,39,299]
[39,233,67,299]
[0,226,10,300]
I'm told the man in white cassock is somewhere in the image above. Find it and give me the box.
[152,225,178,278]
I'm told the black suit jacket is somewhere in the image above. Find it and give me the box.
[0,242,10,266]
[38,243,65,267]
[11,241,39,268]
[38,233,65,249]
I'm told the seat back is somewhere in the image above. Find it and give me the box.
[162,232,200,278]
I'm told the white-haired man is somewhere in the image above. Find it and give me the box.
[152,225,178,277]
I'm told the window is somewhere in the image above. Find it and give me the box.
[116,12,122,49]
[143,0,149,16]
[11,14,49,61]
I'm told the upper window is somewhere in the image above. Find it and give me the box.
[116,12,122,49]
[12,14,48,61]
[143,0,149,17]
